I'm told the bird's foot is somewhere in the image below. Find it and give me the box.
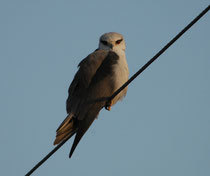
[105,99,113,111]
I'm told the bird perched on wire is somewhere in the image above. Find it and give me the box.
[54,32,129,158]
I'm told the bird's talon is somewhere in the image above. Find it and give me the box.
[106,105,111,111]
[105,100,113,111]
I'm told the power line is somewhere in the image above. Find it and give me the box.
[25,131,76,176]
[25,5,210,176]
[107,5,210,103]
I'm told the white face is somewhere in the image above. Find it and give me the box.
[98,32,126,52]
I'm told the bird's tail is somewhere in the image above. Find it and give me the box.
[69,109,99,158]
[53,114,77,145]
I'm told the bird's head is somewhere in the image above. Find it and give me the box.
[98,32,126,52]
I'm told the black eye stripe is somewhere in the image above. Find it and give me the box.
[101,40,108,45]
[116,39,123,44]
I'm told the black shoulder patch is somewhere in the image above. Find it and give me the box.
[78,49,108,68]
[91,51,119,83]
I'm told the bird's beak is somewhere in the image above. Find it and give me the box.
[109,44,113,49]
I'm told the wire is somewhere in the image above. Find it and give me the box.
[25,131,76,176]
[25,5,210,176]
[108,5,210,103]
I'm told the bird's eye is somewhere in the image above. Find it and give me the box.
[101,40,108,45]
[116,39,123,44]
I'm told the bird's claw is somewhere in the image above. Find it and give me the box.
[105,99,113,111]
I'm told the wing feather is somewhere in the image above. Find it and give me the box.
[54,49,120,157]
[66,49,109,113]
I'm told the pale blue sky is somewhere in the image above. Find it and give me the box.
[0,1,210,176]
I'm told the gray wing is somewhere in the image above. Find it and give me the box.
[54,49,119,157]
[66,49,119,118]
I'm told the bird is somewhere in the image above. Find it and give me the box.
[54,32,129,158]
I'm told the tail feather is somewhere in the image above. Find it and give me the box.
[69,111,97,158]
[54,131,73,145]
[56,122,74,137]
[56,114,73,132]
[54,106,101,157]
[54,114,77,145]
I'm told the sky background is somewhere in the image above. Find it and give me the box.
[0,1,210,176]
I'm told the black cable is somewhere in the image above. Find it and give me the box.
[25,131,76,176]
[25,5,209,176]
[107,5,210,103]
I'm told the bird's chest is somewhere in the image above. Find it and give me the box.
[112,53,129,91]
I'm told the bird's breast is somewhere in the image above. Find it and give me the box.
[111,51,129,104]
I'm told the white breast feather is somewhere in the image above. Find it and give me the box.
[112,50,129,103]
